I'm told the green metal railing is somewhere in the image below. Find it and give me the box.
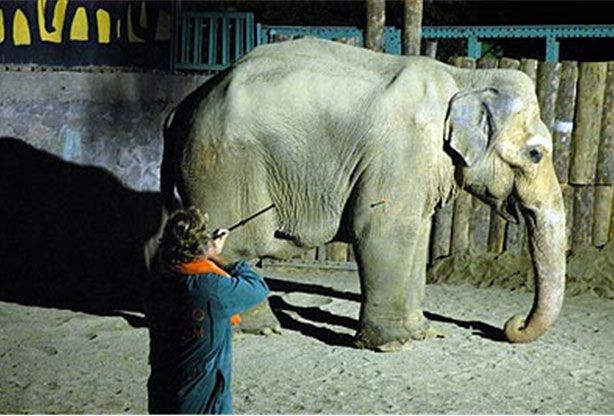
[175,12,255,72]
[422,25,614,62]
[174,11,614,71]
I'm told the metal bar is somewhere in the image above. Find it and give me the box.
[546,36,560,62]
[247,13,255,51]
[180,15,188,64]
[221,18,229,65]
[467,36,482,58]
[193,17,202,65]
[235,17,244,59]
[209,17,218,65]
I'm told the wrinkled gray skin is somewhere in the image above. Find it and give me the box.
[156,38,565,350]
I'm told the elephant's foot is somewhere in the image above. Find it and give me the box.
[355,311,446,352]
[233,300,282,336]
[406,310,449,341]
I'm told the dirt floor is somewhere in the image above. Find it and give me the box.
[1,263,613,414]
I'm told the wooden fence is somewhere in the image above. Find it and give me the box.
[262,57,614,269]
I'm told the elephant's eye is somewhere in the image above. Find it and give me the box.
[527,146,543,164]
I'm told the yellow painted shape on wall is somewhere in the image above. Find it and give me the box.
[155,9,171,41]
[69,6,88,41]
[140,1,147,28]
[96,9,111,43]
[0,9,5,43]
[13,8,31,46]
[127,4,144,43]
[37,0,68,43]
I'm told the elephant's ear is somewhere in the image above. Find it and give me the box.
[445,88,519,167]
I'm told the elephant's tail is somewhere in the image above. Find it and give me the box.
[160,107,181,214]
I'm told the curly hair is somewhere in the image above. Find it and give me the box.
[159,206,212,266]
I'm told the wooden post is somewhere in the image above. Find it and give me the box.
[536,61,561,133]
[552,61,579,184]
[366,0,385,52]
[593,185,613,247]
[451,190,472,254]
[470,197,490,254]
[498,57,520,70]
[477,58,498,69]
[505,58,540,255]
[403,0,423,56]
[596,61,614,186]
[449,57,476,255]
[430,202,453,260]
[477,58,505,253]
[498,57,522,254]
[572,185,595,249]
[520,58,538,86]
[561,184,574,252]
[592,62,614,247]
[326,242,349,262]
[424,40,437,58]
[569,62,608,185]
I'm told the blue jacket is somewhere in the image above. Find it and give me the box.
[146,260,270,414]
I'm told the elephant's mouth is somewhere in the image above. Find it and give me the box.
[497,193,521,224]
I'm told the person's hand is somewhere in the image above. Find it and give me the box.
[206,228,229,257]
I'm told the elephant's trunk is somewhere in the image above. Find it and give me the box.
[504,194,566,343]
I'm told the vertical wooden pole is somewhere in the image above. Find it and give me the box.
[592,186,613,247]
[477,57,505,253]
[326,242,349,262]
[498,57,521,254]
[569,62,608,185]
[451,190,472,254]
[366,0,385,52]
[470,197,490,254]
[596,62,614,186]
[450,57,476,255]
[561,184,574,252]
[430,202,453,260]
[536,61,561,133]
[498,57,520,70]
[403,0,423,56]
[572,185,595,248]
[424,40,437,58]
[520,58,538,86]
[552,61,579,184]
[477,58,498,69]
[593,62,614,247]
[569,63,607,249]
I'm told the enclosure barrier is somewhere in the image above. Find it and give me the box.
[175,13,614,71]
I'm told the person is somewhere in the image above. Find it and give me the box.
[145,206,270,414]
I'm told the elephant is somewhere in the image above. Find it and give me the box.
[158,37,565,351]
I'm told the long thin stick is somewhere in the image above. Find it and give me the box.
[227,204,276,232]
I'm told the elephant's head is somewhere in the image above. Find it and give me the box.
[444,71,565,343]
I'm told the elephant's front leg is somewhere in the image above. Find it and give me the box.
[353,219,426,351]
[405,218,447,340]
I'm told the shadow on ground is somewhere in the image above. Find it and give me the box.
[0,137,161,318]
[265,274,507,346]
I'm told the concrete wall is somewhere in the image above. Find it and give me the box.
[0,69,211,191]
[0,69,210,314]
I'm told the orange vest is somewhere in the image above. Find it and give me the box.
[169,259,242,326]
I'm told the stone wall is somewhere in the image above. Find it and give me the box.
[0,69,211,191]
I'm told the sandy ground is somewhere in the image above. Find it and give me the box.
[1,266,613,414]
